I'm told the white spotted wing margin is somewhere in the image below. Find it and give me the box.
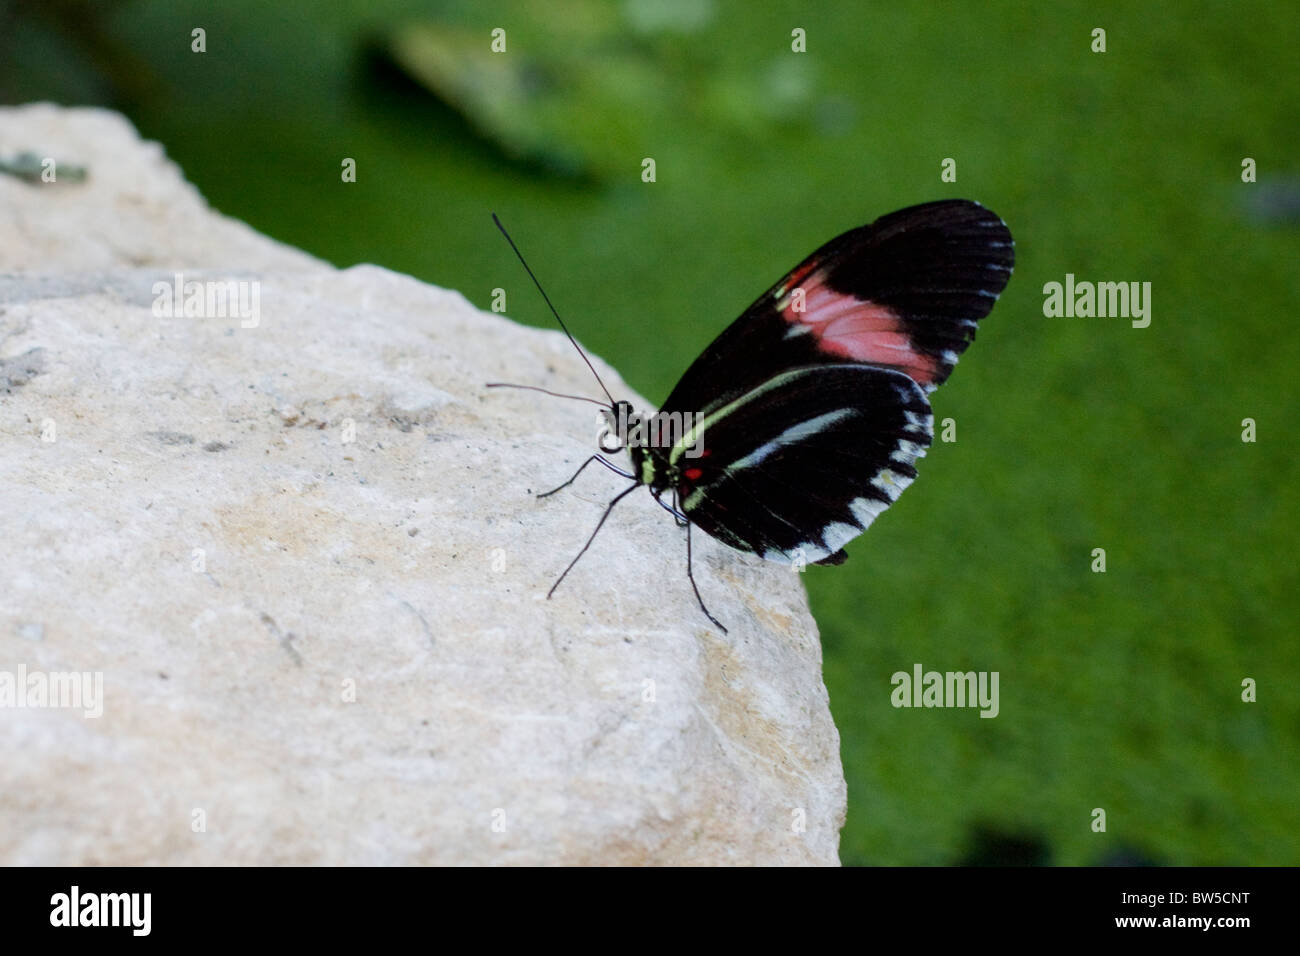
[658,364,934,565]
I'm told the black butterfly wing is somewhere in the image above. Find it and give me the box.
[659,199,1014,422]
[668,364,933,564]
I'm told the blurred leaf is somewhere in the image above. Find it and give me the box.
[384,5,818,179]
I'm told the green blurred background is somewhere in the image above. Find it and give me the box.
[3,0,1296,865]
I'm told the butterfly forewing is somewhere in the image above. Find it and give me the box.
[659,199,1014,422]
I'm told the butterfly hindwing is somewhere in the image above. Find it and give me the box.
[664,364,933,564]
[659,199,1013,422]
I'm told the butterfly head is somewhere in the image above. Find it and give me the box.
[597,400,660,487]
[597,400,635,452]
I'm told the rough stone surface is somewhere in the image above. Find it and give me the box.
[0,104,845,865]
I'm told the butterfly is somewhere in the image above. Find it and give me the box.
[489,200,1014,632]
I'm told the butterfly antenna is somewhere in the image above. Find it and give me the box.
[492,213,616,408]
[484,382,610,407]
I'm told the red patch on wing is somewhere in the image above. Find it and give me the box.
[781,270,941,386]
[780,259,821,292]
[684,467,704,481]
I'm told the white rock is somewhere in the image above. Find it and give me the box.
[0,104,845,865]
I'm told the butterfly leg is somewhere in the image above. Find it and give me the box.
[653,490,689,526]
[671,490,688,527]
[686,520,728,634]
[547,483,639,598]
[537,454,634,498]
